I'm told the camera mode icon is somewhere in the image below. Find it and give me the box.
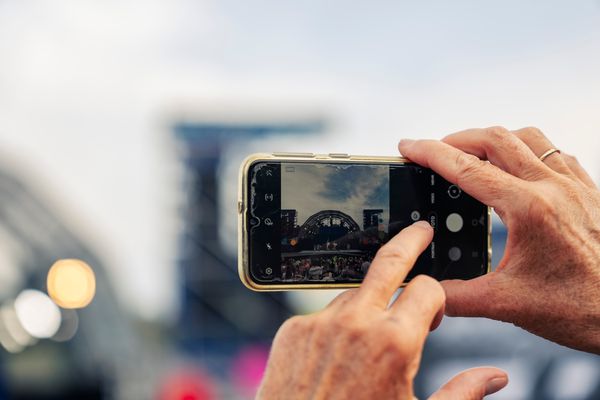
[448,185,462,199]
[410,210,421,221]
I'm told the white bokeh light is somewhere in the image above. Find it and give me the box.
[14,290,61,339]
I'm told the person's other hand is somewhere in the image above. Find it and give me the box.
[399,127,600,353]
[258,222,508,399]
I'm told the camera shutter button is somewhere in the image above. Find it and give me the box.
[446,213,463,232]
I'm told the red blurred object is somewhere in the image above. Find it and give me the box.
[158,367,216,400]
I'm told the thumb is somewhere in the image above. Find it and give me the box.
[428,367,508,400]
[441,273,502,318]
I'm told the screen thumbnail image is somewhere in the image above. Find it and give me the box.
[280,163,390,282]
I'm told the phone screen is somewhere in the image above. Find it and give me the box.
[246,161,489,285]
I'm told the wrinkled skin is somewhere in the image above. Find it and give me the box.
[400,126,600,353]
[258,222,508,399]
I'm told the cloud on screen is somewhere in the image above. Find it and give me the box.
[282,163,389,228]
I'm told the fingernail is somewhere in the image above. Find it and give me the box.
[413,220,432,230]
[485,376,508,395]
[399,139,415,148]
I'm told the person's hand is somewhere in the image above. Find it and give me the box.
[399,127,600,353]
[258,222,508,399]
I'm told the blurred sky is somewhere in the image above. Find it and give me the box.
[1,0,600,321]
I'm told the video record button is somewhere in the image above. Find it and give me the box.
[448,247,462,261]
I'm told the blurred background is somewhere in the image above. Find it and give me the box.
[0,1,600,399]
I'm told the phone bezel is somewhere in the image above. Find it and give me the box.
[238,152,492,291]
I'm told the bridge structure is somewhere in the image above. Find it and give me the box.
[298,210,360,243]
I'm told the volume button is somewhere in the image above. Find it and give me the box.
[329,153,349,158]
[272,152,314,158]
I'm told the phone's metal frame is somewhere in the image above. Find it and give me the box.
[238,152,492,291]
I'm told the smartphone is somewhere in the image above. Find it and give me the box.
[238,153,491,291]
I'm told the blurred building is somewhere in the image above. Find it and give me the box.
[0,167,146,399]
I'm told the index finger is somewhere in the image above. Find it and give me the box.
[399,139,522,210]
[358,221,433,308]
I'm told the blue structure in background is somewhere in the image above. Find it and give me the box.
[173,118,324,377]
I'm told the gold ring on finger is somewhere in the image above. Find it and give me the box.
[539,148,561,162]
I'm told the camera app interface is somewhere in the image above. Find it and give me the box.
[247,161,488,285]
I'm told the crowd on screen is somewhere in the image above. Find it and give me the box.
[280,255,372,281]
